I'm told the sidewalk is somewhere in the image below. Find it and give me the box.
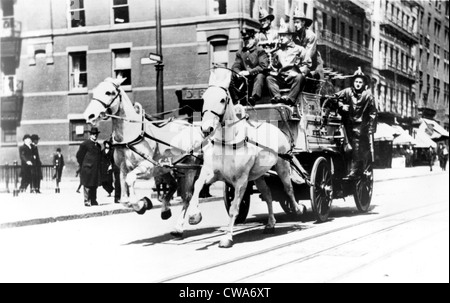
[0,164,447,229]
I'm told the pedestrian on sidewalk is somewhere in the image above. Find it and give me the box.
[76,127,102,207]
[30,134,43,193]
[53,148,65,193]
[427,146,436,172]
[19,134,34,193]
[100,141,114,197]
[438,143,448,171]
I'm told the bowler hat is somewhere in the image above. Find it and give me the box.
[292,7,313,28]
[23,134,31,141]
[241,28,256,40]
[89,127,101,134]
[259,7,275,22]
[31,134,40,141]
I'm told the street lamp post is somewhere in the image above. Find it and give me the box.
[155,0,164,117]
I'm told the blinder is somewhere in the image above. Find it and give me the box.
[201,85,230,126]
[92,82,122,117]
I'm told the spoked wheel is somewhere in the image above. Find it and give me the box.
[310,157,333,223]
[353,164,374,212]
[223,183,252,224]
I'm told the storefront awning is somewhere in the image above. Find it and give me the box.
[374,123,401,141]
[420,118,449,140]
[414,129,437,148]
[393,131,417,146]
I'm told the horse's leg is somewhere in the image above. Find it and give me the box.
[127,163,154,214]
[274,160,306,216]
[219,177,249,248]
[253,176,276,234]
[118,169,129,203]
[159,173,177,220]
[187,167,216,225]
[171,161,200,238]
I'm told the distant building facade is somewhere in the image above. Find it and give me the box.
[1,0,447,173]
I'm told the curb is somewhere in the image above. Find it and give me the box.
[0,196,223,229]
[1,171,446,229]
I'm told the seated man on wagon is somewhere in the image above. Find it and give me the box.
[255,7,279,53]
[291,7,324,81]
[328,68,378,180]
[230,28,269,106]
[266,19,311,106]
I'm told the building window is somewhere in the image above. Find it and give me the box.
[1,127,17,145]
[112,0,129,24]
[210,0,227,15]
[69,52,87,91]
[70,120,88,142]
[210,39,228,67]
[69,0,85,28]
[113,49,131,86]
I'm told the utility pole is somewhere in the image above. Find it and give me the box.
[155,0,164,117]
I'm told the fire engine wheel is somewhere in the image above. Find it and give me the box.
[353,164,374,212]
[223,183,251,224]
[310,157,333,223]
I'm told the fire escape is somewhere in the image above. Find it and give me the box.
[318,0,372,78]
[1,11,23,132]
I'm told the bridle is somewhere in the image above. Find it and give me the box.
[92,82,122,117]
[201,85,231,126]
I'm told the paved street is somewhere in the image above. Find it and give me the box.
[0,163,447,228]
[0,164,447,283]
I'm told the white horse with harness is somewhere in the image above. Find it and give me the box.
[83,78,204,229]
[185,68,308,248]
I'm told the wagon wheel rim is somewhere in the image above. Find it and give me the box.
[354,166,373,212]
[310,157,332,222]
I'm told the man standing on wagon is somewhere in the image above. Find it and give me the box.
[331,68,378,180]
[230,28,269,106]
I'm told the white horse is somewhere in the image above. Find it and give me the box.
[83,78,204,231]
[186,68,307,248]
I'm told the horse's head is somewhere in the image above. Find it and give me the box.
[84,77,126,125]
[201,68,233,137]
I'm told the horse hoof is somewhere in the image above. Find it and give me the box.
[161,209,172,220]
[170,231,183,238]
[263,226,275,234]
[219,238,234,248]
[189,213,202,225]
[143,197,153,210]
[135,207,146,215]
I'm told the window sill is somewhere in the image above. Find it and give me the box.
[121,85,132,92]
[68,88,89,95]
[0,142,18,148]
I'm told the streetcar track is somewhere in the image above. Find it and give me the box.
[236,206,447,282]
[154,200,447,283]
[325,226,449,283]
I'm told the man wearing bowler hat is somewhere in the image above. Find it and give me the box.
[30,134,43,193]
[76,127,102,206]
[19,134,34,192]
[230,28,269,105]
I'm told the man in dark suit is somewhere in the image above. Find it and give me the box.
[76,127,102,206]
[19,134,34,193]
[230,28,269,105]
[30,134,42,193]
